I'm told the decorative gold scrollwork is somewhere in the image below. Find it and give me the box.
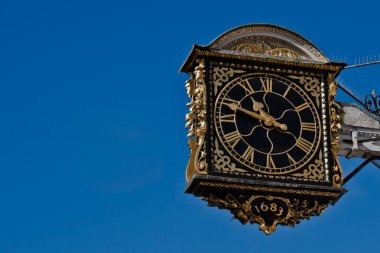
[329,81,343,188]
[214,140,247,173]
[230,41,307,61]
[292,151,324,180]
[267,48,304,60]
[202,193,328,235]
[287,199,328,227]
[212,67,245,95]
[288,76,321,108]
[185,59,208,182]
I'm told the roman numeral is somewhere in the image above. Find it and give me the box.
[239,79,255,94]
[296,137,312,153]
[224,131,241,148]
[287,153,297,165]
[266,154,276,168]
[260,77,272,92]
[242,146,254,163]
[295,103,309,112]
[283,86,291,97]
[301,122,316,132]
[220,114,235,123]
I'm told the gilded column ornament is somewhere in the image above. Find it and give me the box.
[202,193,328,235]
[185,59,208,182]
[193,59,208,174]
[212,67,245,95]
[288,76,321,108]
[185,75,197,182]
[329,81,343,188]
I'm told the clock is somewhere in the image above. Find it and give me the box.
[181,24,346,234]
[215,73,321,174]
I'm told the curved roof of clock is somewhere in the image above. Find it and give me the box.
[207,24,329,63]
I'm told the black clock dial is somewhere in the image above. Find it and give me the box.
[215,73,321,174]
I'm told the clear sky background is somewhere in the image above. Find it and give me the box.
[1,0,380,252]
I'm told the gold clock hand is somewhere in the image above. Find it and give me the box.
[251,97,265,112]
[273,121,288,131]
[250,98,288,131]
[225,103,288,131]
[225,103,267,121]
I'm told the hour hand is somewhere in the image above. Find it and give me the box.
[251,98,288,131]
[251,98,265,112]
[225,102,239,111]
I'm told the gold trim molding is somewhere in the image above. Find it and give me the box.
[180,46,346,74]
[198,181,341,198]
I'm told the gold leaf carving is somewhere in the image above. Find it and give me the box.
[212,67,245,95]
[231,41,306,61]
[293,151,324,180]
[288,75,321,107]
[185,59,208,182]
[202,193,328,235]
[287,199,328,227]
[329,81,343,188]
[214,140,247,173]
[267,48,304,59]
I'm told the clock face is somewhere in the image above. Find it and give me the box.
[215,73,321,174]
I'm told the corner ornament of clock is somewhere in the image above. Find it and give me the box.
[180,24,346,234]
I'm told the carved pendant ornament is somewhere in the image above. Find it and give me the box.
[203,194,328,235]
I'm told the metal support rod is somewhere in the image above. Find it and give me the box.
[371,160,380,169]
[344,60,380,69]
[337,83,367,108]
[343,158,373,186]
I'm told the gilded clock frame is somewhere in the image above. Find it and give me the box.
[209,60,331,184]
[185,56,343,187]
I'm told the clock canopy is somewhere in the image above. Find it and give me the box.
[207,24,329,63]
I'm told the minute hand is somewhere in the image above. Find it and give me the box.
[236,106,267,121]
[225,103,266,121]
[226,103,288,131]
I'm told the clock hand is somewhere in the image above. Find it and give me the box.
[250,98,288,131]
[251,97,265,112]
[225,103,266,121]
[226,102,288,131]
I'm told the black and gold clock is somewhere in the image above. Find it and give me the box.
[215,73,321,175]
[181,24,346,234]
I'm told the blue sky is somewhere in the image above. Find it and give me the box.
[1,0,380,252]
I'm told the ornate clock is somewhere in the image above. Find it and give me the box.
[215,73,321,175]
[180,24,346,234]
